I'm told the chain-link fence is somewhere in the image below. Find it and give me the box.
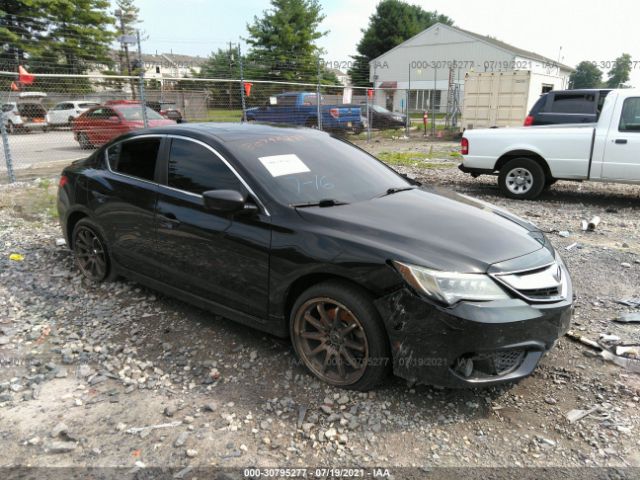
[0,69,458,183]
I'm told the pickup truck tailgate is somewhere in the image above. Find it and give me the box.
[327,105,361,123]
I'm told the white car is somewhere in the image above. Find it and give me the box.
[2,97,49,134]
[459,89,640,199]
[46,100,100,127]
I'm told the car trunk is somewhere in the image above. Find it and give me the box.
[17,103,47,122]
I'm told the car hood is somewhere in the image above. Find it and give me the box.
[296,187,550,273]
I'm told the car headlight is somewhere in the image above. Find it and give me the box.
[393,261,510,305]
[393,115,404,121]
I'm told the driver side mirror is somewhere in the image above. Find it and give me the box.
[202,190,258,214]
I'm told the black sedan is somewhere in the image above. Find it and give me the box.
[57,123,572,390]
[365,104,406,129]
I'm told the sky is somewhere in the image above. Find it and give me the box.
[127,0,640,86]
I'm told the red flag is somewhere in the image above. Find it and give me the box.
[244,82,253,97]
[10,81,20,91]
[18,65,35,85]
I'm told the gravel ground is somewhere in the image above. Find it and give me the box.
[1,137,640,475]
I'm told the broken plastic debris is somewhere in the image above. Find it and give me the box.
[565,407,598,424]
[9,253,24,261]
[55,238,66,247]
[615,297,640,308]
[558,231,570,238]
[125,421,182,434]
[566,242,578,251]
[614,313,640,323]
[581,220,589,231]
[566,331,640,373]
[599,333,621,344]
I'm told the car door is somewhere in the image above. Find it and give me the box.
[48,103,63,125]
[602,96,640,181]
[153,136,271,319]
[91,135,164,277]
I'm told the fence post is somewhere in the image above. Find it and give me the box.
[366,89,371,142]
[316,59,322,131]
[406,63,411,136]
[0,112,16,183]
[136,30,149,128]
[238,45,247,123]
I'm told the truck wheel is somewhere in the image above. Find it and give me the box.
[498,158,546,200]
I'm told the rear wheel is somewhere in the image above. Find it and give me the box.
[7,121,15,134]
[290,281,390,391]
[72,219,116,282]
[78,132,93,150]
[498,158,546,200]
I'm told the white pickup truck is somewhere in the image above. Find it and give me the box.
[459,89,640,199]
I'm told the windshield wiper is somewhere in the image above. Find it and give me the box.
[378,186,416,198]
[292,199,349,208]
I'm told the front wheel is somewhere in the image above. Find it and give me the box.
[290,281,390,391]
[498,158,546,200]
[78,132,93,150]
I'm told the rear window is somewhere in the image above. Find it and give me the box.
[548,93,595,114]
[107,138,161,181]
[529,95,548,114]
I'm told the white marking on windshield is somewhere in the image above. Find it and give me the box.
[258,154,311,177]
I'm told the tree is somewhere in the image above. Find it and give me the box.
[244,0,327,83]
[606,53,632,88]
[349,0,454,86]
[196,47,242,108]
[569,61,603,89]
[114,0,139,76]
[0,1,49,69]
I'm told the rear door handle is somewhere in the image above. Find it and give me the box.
[158,212,181,229]
[615,139,628,144]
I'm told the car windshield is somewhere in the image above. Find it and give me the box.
[226,132,410,206]
[372,105,390,113]
[118,106,164,121]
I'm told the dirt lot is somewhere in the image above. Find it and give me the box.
[1,136,640,477]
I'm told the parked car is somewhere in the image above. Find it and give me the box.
[365,104,407,129]
[1,92,49,134]
[524,89,611,126]
[58,123,572,390]
[46,100,100,128]
[460,89,640,199]
[246,92,364,133]
[72,100,175,149]
[146,101,183,123]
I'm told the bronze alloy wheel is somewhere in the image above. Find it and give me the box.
[74,226,108,281]
[292,297,369,386]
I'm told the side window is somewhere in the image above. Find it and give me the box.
[2,104,14,112]
[107,138,161,181]
[276,95,297,107]
[619,97,640,132]
[168,139,242,195]
[549,94,594,114]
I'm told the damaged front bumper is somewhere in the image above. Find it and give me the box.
[374,288,572,388]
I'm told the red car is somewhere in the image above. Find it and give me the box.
[72,100,175,149]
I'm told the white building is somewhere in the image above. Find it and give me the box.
[369,23,573,113]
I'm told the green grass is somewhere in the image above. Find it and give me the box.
[377,151,457,169]
[205,109,244,122]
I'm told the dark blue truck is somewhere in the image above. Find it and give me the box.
[245,92,364,133]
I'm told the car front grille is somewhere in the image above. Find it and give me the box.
[491,261,567,303]
[453,349,527,378]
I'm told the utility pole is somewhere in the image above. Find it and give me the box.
[115,8,135,99]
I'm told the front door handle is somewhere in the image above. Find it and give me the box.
[158,212,181,229]
[615,139,628,144]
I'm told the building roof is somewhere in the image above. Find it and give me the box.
[371,23,574,72]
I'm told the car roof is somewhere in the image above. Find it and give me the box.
[125,122,326,143]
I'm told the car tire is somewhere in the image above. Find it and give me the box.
[7,121,15,134]
[290,280,390,391]
[72,219,117,283]
[498,158,546,200]
[305,117,318,129]
[78,132,93,150]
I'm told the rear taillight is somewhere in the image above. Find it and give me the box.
[524,115,534,126]
[59,175,68,188]
[329,108,339,119]
[461,137,469,155]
